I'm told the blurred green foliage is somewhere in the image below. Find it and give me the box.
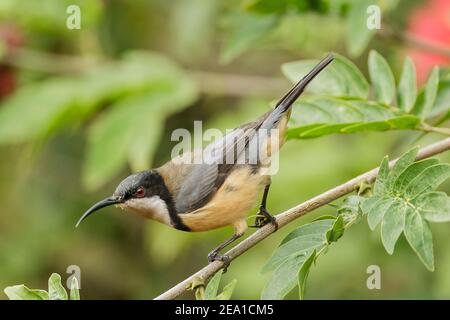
[1,0,450,300]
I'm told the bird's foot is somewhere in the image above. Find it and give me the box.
[253,207,278,231]
[207,251,231,273]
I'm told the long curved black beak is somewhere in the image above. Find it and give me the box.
[76,197,122,228]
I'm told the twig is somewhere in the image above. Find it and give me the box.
[190,71,288,97]
[3,47,98,74]
[419,123,450,136]
[378,28,450,59]
[154,137,450,300]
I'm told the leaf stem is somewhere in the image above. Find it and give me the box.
[419,123,450,136]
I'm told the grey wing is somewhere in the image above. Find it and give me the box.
[174,162,219,213]
[174,121,262,213]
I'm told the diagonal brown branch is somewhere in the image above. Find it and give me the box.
[155,137,450,300]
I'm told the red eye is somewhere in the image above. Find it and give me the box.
[134,187,145,198]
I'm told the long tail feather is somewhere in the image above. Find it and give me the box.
[261,53,334,130]
[277,53,334,110]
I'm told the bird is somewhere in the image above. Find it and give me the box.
[76,53,334,266]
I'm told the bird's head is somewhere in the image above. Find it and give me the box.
[76,170,172,227]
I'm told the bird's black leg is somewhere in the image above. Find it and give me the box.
[254,184,278,230]
[207,232,243,272]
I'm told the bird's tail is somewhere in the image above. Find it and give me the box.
[277,53,334,111]
[261,53,334,130]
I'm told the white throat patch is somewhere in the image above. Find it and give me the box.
[121,196,171,226]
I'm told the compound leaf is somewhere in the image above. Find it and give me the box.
[361,149,450,270]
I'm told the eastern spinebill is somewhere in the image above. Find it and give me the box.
[77,53,334,265]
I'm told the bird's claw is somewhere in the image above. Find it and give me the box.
[254,207,278,231]
[207,251,231,273]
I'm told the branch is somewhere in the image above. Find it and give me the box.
[155,137,450,300]
[189,71,288,97]
[419,123,450,136]
[3,47,98,74]
[378,28,450,59]
[2,47,288,97]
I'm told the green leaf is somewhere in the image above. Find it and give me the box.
[346,0,377,57]
[126,115,163,173]
[188,277,206,300]
[286,98,420,140]
[373,156,389,195]
[397,57,417,112]
[326,215,345,242]
[338,195,364,224]
[282,54,369,98]
[280,218,334,246]
[0,51,197,146]
[411,67,439,118]
[262,216,345,300]
[204,271,222,300]
[244,0,289,14]
[367,197,394,230]
[415,192,450,222]
[430,78,450,117]
[404,209,434,271]
[0,79,77,144]
[4,285,49,300]
[331,55,370,98]
[261,253,308,300]
[83,98,137,190]
[360,194,382,215]
[392,158,440,194]
[368,50,396,105]
[405,164,450,199]
[338,195,363,214]
[263,219,333,273]
[48,273,68,300]
[298,249,316,300]
[385,147,418,192]
[381,201,406,254]
[203,271,237,300]
[216,279,237,300]
[283,61,342,97]
[220,13,278,64]
[77,51,196,114]
[244,0,330,14]
[69,277,80,300]
[83,80,196,190]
